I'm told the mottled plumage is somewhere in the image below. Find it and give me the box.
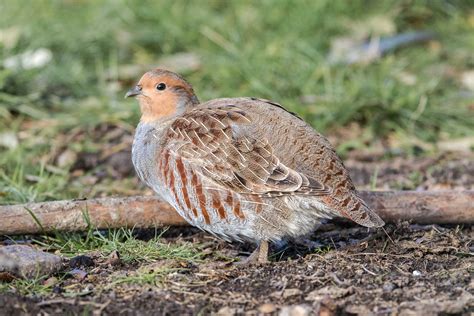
[127,69,384,263]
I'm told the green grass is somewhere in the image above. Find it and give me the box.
[32,227,202,263]
[0,161,68,204]
[0,274,56,296]
[1,228,202,296]
[108,266,184,288]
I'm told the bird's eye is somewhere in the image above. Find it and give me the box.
[156,83,166,91]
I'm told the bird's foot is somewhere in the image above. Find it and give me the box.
[234,240,269,265]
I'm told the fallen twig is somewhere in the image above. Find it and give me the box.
[0,191,472,235]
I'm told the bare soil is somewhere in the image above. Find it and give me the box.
[1,151,473,315]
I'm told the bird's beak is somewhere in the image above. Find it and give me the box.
[124,85,142,98]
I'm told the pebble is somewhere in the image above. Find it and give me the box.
[216,306,237,315]
[382,282,395,292]
[43,276,59,287]
[0,245,62,278]
[258,303,277,314]
[68,268,88,281]
[306,286,353,301]
[282,288,302,298]
[279,304,311,316]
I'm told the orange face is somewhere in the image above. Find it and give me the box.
[126,69,198,123]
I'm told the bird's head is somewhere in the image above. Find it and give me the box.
[125,69,199,123]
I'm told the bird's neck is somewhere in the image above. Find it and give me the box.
[139,96,198,123]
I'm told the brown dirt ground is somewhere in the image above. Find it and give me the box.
[1,150,473,315]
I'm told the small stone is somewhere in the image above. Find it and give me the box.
[412,270,422,277]
[282,288,302,298]
[216,306,236,315]
[43,276,59,287]
[382,282,395,292]
[279,304,311,316]
[68,268,87,281]
[306,286,354,301]
[344,304,371,315]
[258,303,277,314]
[0,245,63,278]
[69,255,94,268]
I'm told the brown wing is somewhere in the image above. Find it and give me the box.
[165,105,330,197]
[243,98,385,228]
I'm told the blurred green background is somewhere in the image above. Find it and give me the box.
[0,0,473,204]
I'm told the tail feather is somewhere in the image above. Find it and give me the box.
[320,193,385,228]
[347,193,384,227]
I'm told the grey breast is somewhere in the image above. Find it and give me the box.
[132,122,162,189]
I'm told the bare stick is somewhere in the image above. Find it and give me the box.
[0,191,472,235]
[358,190,473,225]
[0,196,185,235]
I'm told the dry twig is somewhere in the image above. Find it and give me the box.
[0,191,472,235]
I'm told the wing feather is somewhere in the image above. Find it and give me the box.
[165,105,330,197]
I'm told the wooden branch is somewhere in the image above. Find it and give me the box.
[357,191,473,225]
[0,196,185,236]
[0,191,472,235]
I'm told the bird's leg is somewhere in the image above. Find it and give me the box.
[256,240,269,263]
[236,240,269,265]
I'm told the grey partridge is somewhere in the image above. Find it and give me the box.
[126,69,384,263]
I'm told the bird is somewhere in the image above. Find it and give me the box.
[126,69,384,263]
